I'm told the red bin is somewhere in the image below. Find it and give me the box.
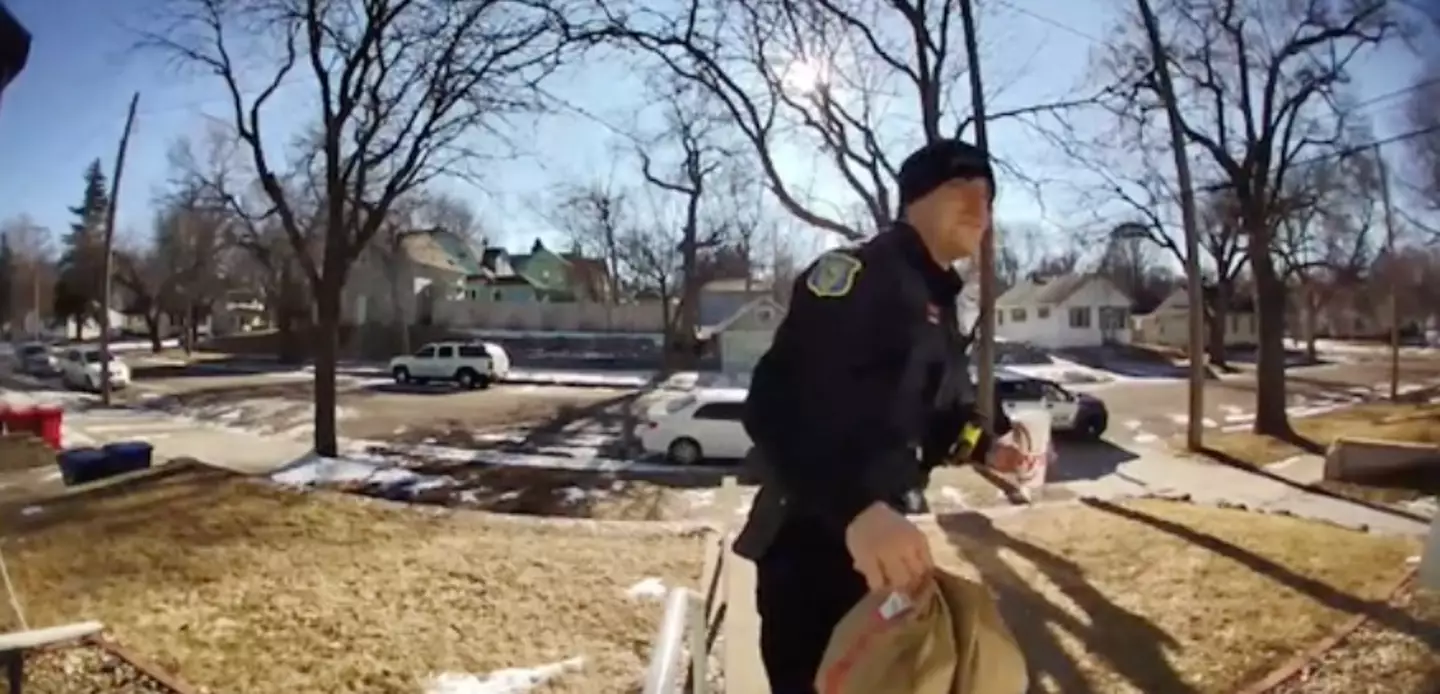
[6,406,38,437]
[34,405,63,449]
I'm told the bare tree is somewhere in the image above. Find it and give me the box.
[993,221,1044,290]
[1405,61,1440,225]
[170,129,319,361]
[1275,150,1378,359]
[413,191,483,246]
[1097,226,1172,313]
[0,216,53,337]
[1099,0,1397,436]
[636,84,729,349]
[555,179,628,304]
[618,188,682,333]
[583,0,1090,240]
[146,0,571,456]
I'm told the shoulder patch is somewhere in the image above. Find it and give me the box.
[805,252,863,298]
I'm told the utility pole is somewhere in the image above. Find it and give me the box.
[959,0,996,428]
[1375,144,1401,401]
[98,92,140,407]
[1136,0,1206,450]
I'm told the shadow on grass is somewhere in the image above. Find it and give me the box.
[1080,498,1440,650]
[937,512,1193,694]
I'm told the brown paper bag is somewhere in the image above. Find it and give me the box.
[816,567,1028,694]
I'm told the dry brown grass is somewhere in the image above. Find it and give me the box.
[0,462,707,694]
[929,499,1421,694]
[1201,401,1440,467]
[20,645,175,693]
[1270,586,1440,694]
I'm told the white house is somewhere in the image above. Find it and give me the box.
[996,273,1132,349]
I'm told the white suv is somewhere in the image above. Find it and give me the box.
[388,342,509,390]
[59,346,130,391]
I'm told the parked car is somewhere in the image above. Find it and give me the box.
[1001,374,1107,439]
[388,341,510,390]
[16,342,58,375]
[640,388,751,465]
[59,346,130,391]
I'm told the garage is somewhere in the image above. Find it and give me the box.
[698,297,784,376]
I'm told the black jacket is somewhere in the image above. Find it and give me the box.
[742,223,1009,533]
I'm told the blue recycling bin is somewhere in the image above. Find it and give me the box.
[102,441,154,477]
[57,448,108,486]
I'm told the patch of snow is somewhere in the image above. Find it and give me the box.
[20,505,43,516]
[1201,418,1218,428]
[503,369,652,388]
[498,490,521,501]
[272,455,419,487]
[938,486,966,506]
[1122,419,1143,430]
[344,439,687,476]
[683,489,715,507]
[1003,358,1120,385]
[422,656,585,694]
[1133,432,1158,444]
[558,486,593,503]
[625,577,668,600]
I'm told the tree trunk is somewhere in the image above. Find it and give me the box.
[145,312,162,352]
[312,277,343,458]
[1249,219,1292,438]
[1304,285,1319,364]
[1209,286,1232,368]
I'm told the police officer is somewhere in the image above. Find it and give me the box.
[735,138,1032,693]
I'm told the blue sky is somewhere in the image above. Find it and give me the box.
[0,0,1428,258]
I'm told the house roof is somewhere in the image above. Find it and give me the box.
[1152,286,1257,314]
[428,229,484,275]
[997,273,1130,308]
[562,254,611,293]
[399,232,468,274]
[697,296,784,339]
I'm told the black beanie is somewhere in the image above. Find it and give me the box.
[896,139,996,209]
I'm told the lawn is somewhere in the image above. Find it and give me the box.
[1197,401,1440,503]
[930,499,1423,693]
[1201,401,1440,466]
[1269,584,1440,694]
[0,462,707,693]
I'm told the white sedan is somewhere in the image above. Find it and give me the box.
[58,346,130,391]
[639,388,752,465]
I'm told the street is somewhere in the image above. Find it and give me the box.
[1082,356,1440,447]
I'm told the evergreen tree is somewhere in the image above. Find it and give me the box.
[56,159,109,336]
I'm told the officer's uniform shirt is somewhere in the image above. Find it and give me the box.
[741,222,1009,535]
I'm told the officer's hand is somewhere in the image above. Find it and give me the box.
[844,502,934,593]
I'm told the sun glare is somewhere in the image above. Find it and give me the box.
[783,58,829,96]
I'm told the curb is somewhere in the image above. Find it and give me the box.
[1231,566,1419,694]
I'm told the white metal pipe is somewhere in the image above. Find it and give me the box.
[641,587,692,694]
[687,592,709,694]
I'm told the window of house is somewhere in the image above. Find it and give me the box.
[997,312,1004,326]
[1069,306,1092,329]
[1037,307,1050,319]
[492,290,503,301]
[1011,308,1027,322]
